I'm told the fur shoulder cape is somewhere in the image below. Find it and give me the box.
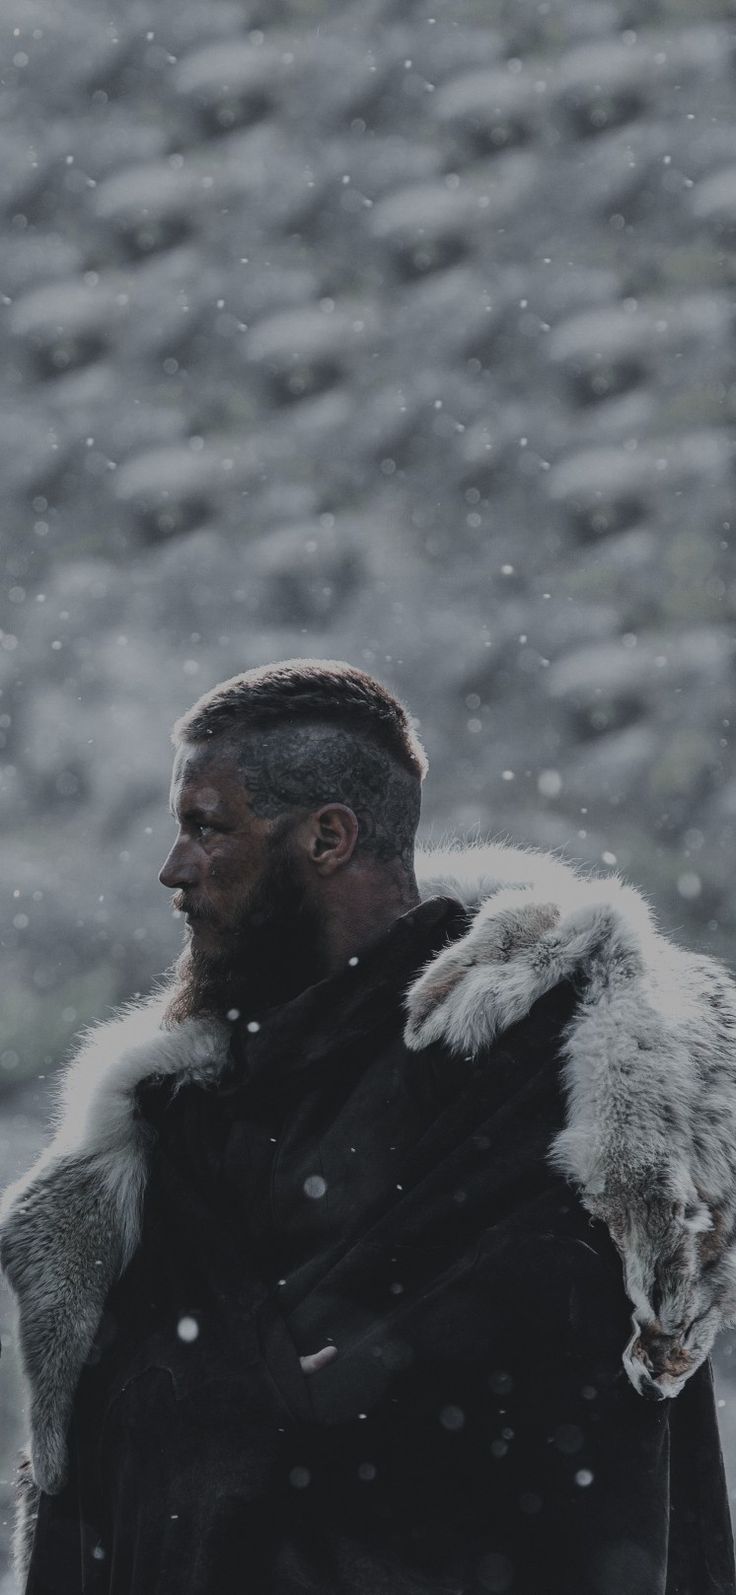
[4,839,736,1508]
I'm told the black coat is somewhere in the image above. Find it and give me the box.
[22,898,736,1595]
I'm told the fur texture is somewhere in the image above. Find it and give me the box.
[0,1000,229,1499]
[3,840,736,1542]
[406,843,736,1403]
[12,1459,40,1588]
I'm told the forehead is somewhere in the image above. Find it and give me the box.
[169,742,248,815]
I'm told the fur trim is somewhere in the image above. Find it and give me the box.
[0,995,229,1494]
[13,1455,40,1591]
[408,843,736,1402]
[3,839,736,1497]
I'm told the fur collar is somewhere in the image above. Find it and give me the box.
[4,839,736,1504]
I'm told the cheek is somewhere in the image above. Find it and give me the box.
[207,843,265,895]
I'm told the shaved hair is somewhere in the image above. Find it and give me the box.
[173,659,427,870]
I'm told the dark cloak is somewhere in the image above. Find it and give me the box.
[18,898,736,1595]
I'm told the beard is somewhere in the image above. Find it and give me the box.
[163,829,328,1025]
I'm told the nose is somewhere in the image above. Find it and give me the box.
[159,835,200,890]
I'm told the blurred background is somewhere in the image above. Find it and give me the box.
[2,0,736,1576]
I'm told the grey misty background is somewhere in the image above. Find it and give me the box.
[1,0,736,1573]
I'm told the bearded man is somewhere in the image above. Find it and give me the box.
[3,659,736,1595]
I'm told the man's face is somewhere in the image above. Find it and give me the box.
[159,741,326,1019]
[159,742,278,954]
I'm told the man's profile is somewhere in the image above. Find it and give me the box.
[2,657,736,1595]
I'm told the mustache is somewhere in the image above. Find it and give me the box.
[172,893,218,922]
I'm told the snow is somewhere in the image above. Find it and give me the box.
[245,305,362,377]
[303,1175,327,1200]
[176,1316,199,1342]
[3,0,736,1556]
[435,69,538,152]
[174,39,282,103]
[691,165,736,231]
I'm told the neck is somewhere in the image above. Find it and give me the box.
[319,864,421,976]
[164,865,421,1025]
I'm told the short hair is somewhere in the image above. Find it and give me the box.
[174,658,427,779]
[172,659,428,866]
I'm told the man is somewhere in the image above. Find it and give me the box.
[2,658,736,1595]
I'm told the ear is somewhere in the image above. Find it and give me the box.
[304,805,360,874]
